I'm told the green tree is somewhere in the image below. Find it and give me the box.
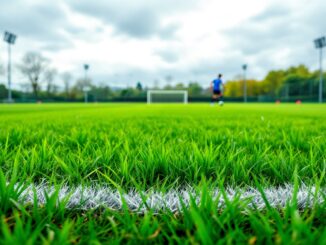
[0,84,6,99]
[281,65,314,98]
[93,84,113,100]
[225,81,242,97]
[120,88,136,97]
[262,70,285,96]
[174,83,185,90]
[285,64,310,77]
[163,84,173,90]
[188,82,203,96]
[136,82,143,91]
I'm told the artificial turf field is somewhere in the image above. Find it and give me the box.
[0,103,325,244]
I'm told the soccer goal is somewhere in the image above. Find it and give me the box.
[147,90,188,104]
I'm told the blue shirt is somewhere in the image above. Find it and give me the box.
[212,79,223,91]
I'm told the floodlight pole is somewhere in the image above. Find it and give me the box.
[84,91,88,103]
[3,31,17,103]
[84,64,89,103]
[319,47,323,103]
[242,64,247,103]
[7,42,12,102]
[314,36,325,103]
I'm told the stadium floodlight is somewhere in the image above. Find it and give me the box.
[314,36,325,103]
[147,90,188,104]
[83,64,90,103]
[3,31,17,103]
[242,64,248,103]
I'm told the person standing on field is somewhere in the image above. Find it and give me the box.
[211,73,224,106]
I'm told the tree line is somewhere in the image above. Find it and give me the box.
[225,65,325,101]
[0,52,325,102]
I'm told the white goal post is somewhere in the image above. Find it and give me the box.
[147,90,188,104]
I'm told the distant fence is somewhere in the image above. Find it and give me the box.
[1,95,323,103]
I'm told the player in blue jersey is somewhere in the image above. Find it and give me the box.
[210,74,224,106]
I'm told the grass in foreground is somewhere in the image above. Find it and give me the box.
[0,103,325,244]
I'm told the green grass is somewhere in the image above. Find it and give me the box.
[0,103,325,244]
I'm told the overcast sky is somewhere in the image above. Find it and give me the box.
[0,0,325,89]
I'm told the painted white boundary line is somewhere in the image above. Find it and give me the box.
[17,184,325,212]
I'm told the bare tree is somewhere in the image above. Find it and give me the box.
[61,72,72,99]
[18,52,48,99]
[44,68,57,97]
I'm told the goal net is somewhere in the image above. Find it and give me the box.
[147,90,188,104]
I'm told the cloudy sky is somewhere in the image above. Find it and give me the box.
[0,0,325,89]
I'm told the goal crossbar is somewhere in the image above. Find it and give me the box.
[147,90,188,104]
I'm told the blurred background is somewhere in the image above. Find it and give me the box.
[0,0,325,103]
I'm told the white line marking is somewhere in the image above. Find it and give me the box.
[16,184,325,213]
